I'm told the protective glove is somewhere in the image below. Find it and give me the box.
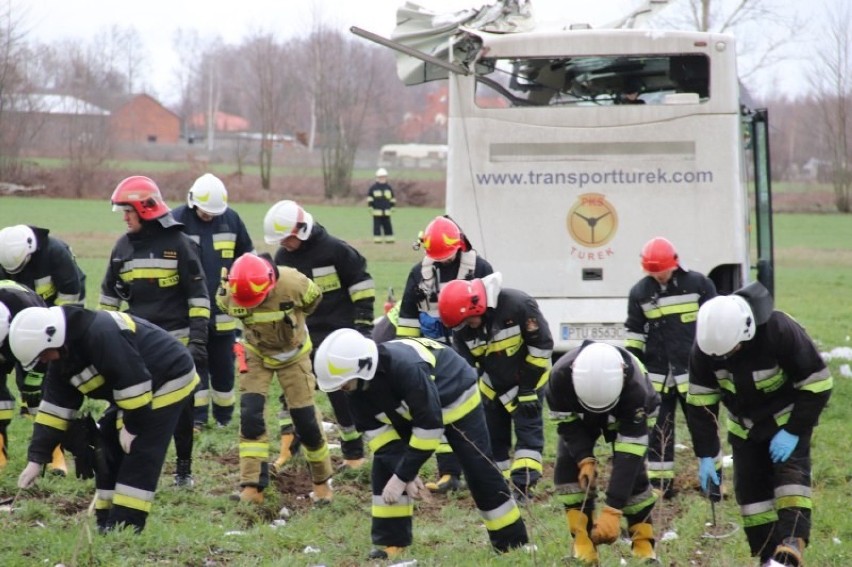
[188,340,208,368]
[698,457,720,493]
[577,457,598,491]
[20,370,44,410]
[405,476,427,500]
[119,427,136,454]
[18,461,43,488]
[381,474,407,504]
[769,429,799,463]
[515,390,542,418]
[590,506,623,545]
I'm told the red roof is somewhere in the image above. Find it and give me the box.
[189,111,250,132]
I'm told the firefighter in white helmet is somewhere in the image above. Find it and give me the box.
[545,341,661,564]
[315,329,529,560]
[264,200,374,472]
[173,173,254,431]
[366,168,395,243]
[687,282,832,567]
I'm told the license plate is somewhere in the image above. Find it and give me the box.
[560,323,626,342]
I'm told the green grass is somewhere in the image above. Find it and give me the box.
[0,198,850,566]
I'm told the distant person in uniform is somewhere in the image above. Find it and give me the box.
[367,168,396,243]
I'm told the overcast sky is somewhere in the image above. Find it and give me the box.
[18,0,831,103]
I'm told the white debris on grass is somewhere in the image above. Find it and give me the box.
[834,537,843,545]
[389,561,418,567]
[225,531,245,536]
[322,421,336,433]
[723,455,733,468]
[821,347,852,361]
[303,546,321,554]
[674,443,689,451]
[840,364,852,378]
[270,519,287,528]
[660,530,679,542]
[278,506,291,519]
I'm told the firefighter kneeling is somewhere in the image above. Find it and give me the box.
[315,329,529,560]
[545,342,661,564]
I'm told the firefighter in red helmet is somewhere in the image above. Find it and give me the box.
[624,236,717,499]
[396,215,495,493]
[218,253,334,505]
[100,175,209,488]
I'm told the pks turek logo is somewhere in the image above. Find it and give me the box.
[566,193,618,247]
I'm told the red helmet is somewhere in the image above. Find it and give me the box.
[228,254,277,308]
[438,278,487,329]
[111,176,170,221]
[421,217,463,261]
[640,237,678,274]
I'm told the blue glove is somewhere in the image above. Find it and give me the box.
[769,429,799,463]
[418,312,447,339]
[698,457,720,493]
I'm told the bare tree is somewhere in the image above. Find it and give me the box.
[0,1,36,179]
[808,0,852,212]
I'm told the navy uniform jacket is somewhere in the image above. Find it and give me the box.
[274,223,375,340]
[367,182,395,215]
[346,338,480,482]
[0,226,86,306]
[546,343,660,510]
[99,221,210,344]
[172,205,254,334]
[624,266,717,375]
[0,280,46,375]
[28,306,197,463]
[686,310,832,457]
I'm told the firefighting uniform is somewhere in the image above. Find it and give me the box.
[397,249,493,478]
[546,342,660,529]
[367,180,396,242]
[27,306,198,532]
[98,219,210,478]
[452,280,553,493]
[624,266,716,490]
[0,281,47,461]
[686,288,832,563]
[219,265,333,490]
[274,222,374,460]
[173,204,254,426]
[344,338,528,551]
[0,226,86,415]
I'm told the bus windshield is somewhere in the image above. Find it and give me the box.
[474,54,710,107]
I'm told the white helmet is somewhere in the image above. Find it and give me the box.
[572,342,625,413]
[0,225,37,274]
[375,168,388,178]
[696,295,755,357]
[0,302,10,346]
[314,328,378,392]
[263,200,314,245]
[187,173,229,216]
[9,306,66,370]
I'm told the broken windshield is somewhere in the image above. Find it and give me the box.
[474,54,710,107]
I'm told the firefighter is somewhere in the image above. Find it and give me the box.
[172,173,254,430]
[314,329,529,560]
[0,282,48,470]
[99,176,210,488]
[264,200,373,472]
[0,224,87,474]
[397,215,495,493]
[624,236,717,498]
[218,253,333,505]
[545,341,661,564]
[438,272,553,502]
[367,168,396,243]
[11,304,198,533]
[687,282,832,567]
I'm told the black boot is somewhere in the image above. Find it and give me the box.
[174,458,194,488]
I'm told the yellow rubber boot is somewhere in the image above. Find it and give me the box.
[567,509,598,564]
[340,457,366,471]
[271,433,295,472]
[309,480,333,505]
[425,474,460,494]
[368,546,406,560]
[0,433,7,469]
[47,445,67,477]
[629,522,657,560]
[238,486,264,504]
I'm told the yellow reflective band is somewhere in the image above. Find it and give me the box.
[367,429,402,453]
[372,502,414,518]
[614,441,648,457]
[742,510,778,528]
[78,374,106,394]
[686,392,721,407]
[116,392,153,411]
[443,388,481,424]
[152,374,199,409]
[239,441,270,459]
[726,417,749,439]
[305,443,330,463]
[483,504,521,532]
[189,307,211,318]
[34,413,70,431]
[511,458,543,472]
[351,289,375,302]
[776,495,812,510]
[113,493,152,513]
[623,493,657,516]
[409,437,441,452]
[801,375,833,394]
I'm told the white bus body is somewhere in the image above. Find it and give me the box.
[445,28,752,352]
[378,143,448,169]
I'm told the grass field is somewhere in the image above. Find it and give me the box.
[0,197,850,566]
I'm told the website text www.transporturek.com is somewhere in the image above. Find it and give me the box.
[474,168,714,188]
